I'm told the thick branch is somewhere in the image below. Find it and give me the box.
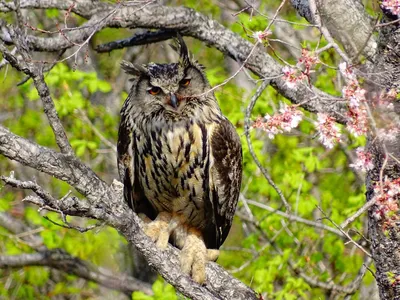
[0,125,109,199]
[0,0,348,124]
[0,0,111,18]
[291,0,377,60]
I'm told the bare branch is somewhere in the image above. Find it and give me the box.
[309,0,351,63]
[243,197,345,237]
[291,0,377,60]
[0,0,111,19]
[244,80,291,211]
[240,211,371,295]
[340,198,377,229]
[317,206,371,257]
[0,42,73,154]
[0,211,153,295]
[0,250,153,296]
[0,124,109,199]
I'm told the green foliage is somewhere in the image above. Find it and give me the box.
[0,1,374,299]
[132,279,177,300]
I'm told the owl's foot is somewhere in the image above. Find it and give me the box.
[143,212,172,250]
[206,249,220,261]
[180,228,208,284]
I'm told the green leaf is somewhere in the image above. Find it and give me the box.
[45,8,59,18]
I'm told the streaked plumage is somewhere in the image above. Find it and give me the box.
[117,35,242,283]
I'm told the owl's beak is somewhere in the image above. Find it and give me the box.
[170,93,178,109]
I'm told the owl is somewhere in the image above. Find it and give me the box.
[117,35,242,284]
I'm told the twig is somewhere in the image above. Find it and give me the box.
[78,109,117,153]
[0,38,74,155]
[43,215,103,233]
[244,198,344,237]
[240,210,370,294]
[0,250,153,295]
[340,198,377,229]
[0,211,153,295]
[244,80,291,212]
[316,206,371,257]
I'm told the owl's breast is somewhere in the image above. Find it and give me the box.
[136,121,212,227]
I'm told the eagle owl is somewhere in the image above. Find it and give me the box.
[117,35,242,284]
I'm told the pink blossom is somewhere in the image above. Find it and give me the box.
[253,103,303,139]
[252,30,272,43]
[349,148,374,172]
[372,178,400,223]
[279,104,303,131]
[282,66,306,89]
[340,64,369,136]
[342,81,366,109]
[314,113,341,149]
[282,49,319,88]
[381,0,400,16]
[339,62,356,80]
[374,89,398,110]
[346,106,368,136]
[377,127,399,142]
[297,49,319,71]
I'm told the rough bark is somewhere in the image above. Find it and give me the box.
[291,0,377,60]
[366,20,400,300]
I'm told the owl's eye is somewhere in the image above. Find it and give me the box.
[180,78,191,87]
[148,86,161,95]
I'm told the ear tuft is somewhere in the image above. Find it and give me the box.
[121,61,149,76]
[172,33,191,68]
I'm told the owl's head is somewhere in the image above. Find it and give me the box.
[122,35,213,114]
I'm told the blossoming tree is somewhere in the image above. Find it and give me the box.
[0,0,399,299]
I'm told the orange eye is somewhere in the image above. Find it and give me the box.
[148,86,161,95]
[180,78,191,87]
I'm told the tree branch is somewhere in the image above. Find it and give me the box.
[0,38,73,154]
[244,80,291,211]
[0,124,108,200]
[0,211,153,295]
[95,29,177,53]
[0,0,349,124]
[0,0,112,19]
[243,197,345,237]
[0,250,153,296]
[290,0,377,60]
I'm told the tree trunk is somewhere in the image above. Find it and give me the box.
[367,16,400,299]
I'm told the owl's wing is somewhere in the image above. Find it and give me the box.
[117,111,156,219]
[204,117,242,249]
[117,112,136,210]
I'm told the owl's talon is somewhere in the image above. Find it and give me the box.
[138,213,152,224]
[206,249,219,261]
[155,229,170,249]
[180,229,207,284]
[143,212,172,249]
